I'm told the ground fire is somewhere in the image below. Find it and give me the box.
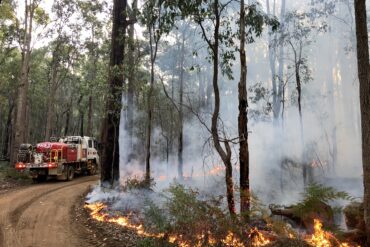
[85,201,359,247]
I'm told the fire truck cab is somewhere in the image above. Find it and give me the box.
[59,136,100,164]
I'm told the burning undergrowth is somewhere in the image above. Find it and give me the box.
[85,178,363,247]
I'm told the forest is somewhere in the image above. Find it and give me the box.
[1,0,370,246]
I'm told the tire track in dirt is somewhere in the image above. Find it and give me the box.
[0,176,98,247]
[9,177,96,228]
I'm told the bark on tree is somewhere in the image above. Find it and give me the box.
[100,0,127,187]
[11,0,36,164]
[354,0,370,245]
[239,0,250,219]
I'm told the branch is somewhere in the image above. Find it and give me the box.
[159,75,180,113]
[197,21,213,50]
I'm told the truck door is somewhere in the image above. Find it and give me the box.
[81,138,88,162]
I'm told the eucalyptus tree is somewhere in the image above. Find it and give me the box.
[100,0,128,187]
[278,8,330,185]
[169,0,277,216]
[266,0,286,123]
[140,0,177,182]
[354,0,370,244]
[126,0,138,156]
[0,0,18,158]
[77,0,107,137]
[11,0,49,164]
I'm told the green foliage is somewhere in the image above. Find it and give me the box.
[143,183,251,246]
[292,183,352,217]
[0,165,30,181]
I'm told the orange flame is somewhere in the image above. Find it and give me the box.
[85,202,274,247]
[86,204,358,247]
[306,219,355,247]
[249,228,271,246]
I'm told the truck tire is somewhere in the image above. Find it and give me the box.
[88,161,97,176]
[66,165,74,181]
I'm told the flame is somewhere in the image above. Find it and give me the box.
[85,204,358,247]
[221,231,244,247]
[306,219,355,247]
[84,202,164,239]
[85,202,274,247]
[249,228,271,246]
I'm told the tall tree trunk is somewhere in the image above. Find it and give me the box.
[87,95,93,136]
[80,111,84,137]
[145,17,160,182]
[266,0,279,121]
[354,0,370,245]
[3,100,14,159]
[11,0,35,164]
[126,0,138,160]
[178,33,185,180]
[206,64,213,109]
[145,32,154,181]
[100,0,127,187]
[45,66,58,141]
[277,0,286,120]
[239,0,250,218]
[209,0,236,216]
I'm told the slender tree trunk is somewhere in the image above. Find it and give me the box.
[80,111,84,137]
[100,0,127,187]
[145,16,160,182]
[266,0,279,121]
[277,0,286,120]
[3,100,14,159]
[239,0,250,218]
[126,0,137,160]
[64,100,72,136]
[87,95,93,136]
[295,63,308,185]
[178,33,185,180]
[206,64,213,109]
[209,0,236,216]
[198,70,206,107]
[45,66,58,140]
[145,25,155,182]
[354,1,370,245]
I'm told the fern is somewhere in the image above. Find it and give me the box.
[292,183,352,218]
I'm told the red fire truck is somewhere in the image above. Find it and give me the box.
[15,136,100,182]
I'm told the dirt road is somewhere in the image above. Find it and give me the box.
[0,176,98,247]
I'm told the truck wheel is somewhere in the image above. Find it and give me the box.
[88,162,97,176]
[66,166,74,181]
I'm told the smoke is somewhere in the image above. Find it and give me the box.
[87,0,363,228]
